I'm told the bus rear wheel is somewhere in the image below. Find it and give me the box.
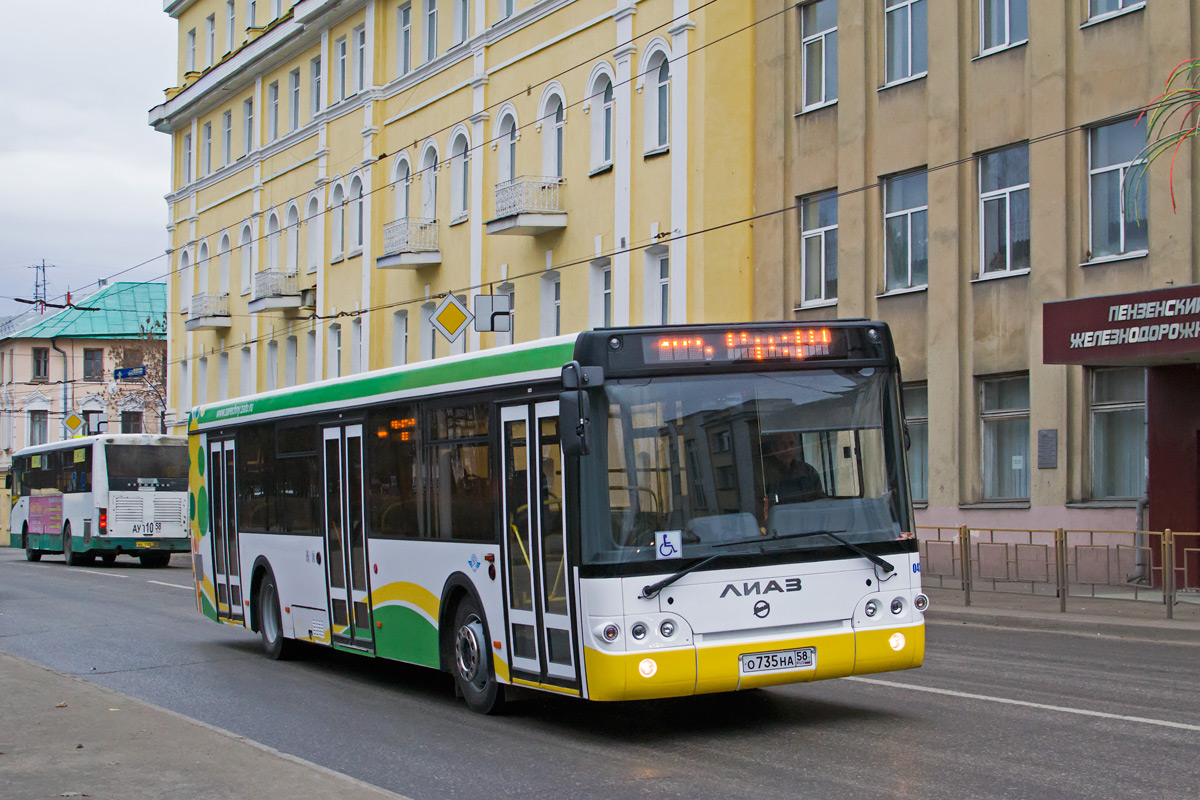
[63,524,92,567]
[258,572,295,660]
[100,553,117,566]
[452,597,503,715]
[139,552,171,568]
[23,526,40,562]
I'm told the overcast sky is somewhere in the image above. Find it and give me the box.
[0,2,176,321]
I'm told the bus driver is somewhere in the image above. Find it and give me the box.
[761,431,825,515]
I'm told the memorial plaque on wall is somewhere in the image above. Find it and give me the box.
[1037,429,1058,469]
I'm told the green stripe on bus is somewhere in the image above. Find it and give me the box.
[193,339,577,427]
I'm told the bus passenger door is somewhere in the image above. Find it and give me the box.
[208,439,243,622]
[322,424,374,650]
[500,402,577,685]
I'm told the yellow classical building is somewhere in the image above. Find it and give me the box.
[151,0,756,430]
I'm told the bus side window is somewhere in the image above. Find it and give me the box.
[365,405,421,540]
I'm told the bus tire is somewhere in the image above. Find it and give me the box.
[23,526,41,562]
[63,524,91,566]
[258,571,294,661]
[100,553,117,566]
[139,552,171,568]
[451,597,503,715]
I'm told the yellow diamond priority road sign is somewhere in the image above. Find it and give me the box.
[431,294,473,343]
[63,412,85,435]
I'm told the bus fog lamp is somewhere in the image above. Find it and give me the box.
[602,624,619,642]
[864,600,879,617]
[659,620,676,638]
[638,658,657,678]
[914,593,929,612]
[890,598,904,615]
[631,623,648,640]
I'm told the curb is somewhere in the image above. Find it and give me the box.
[926,607,1200,644]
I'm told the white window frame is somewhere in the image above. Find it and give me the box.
[335,36,348,101]
[542,94,565,178]
[499,0,515,19]
[311,56,322,118]
[603,266,612,327]
[552,276,561,335]
[206,14,216,67]
[800,190,838,306]
[239,347,252,396]
[978,144,1030,276]
[453,0,469,45]
[28,409,49,447]
[268,81,279,141]
[331,182,346,258]
[243,97,254,156]
[353,25,366,92]
[222,110,232,165]
[266,340,278,391]
[902,383,929,503]
[498,113,518,183]
[240,224,254,294]
[1088,118,1149,261]
[246,0,257,28]
[305,330,316,382]
[218,352,229,401]
[800,0,838,111]
[393,310,408,365]
[883,171,928,292]
[186,28,196,72]
[349,176,365,252]
[198,356,209,404]
[226,0,236,52]
[426,0,438,62]
[271,0,282,19]
[589,74,614,170]
[285,335,298,387]
[979,0,1028,55]
[182,133,193,184]
[328,323,342,378]
[449,132,470,222]
[657,253,670,324]
[883,0,927,86]
[306,195,323,272]
[289,69,301,131]
[979,374,1030,501]
[398,3,412,76]
[1089,367,1146,500]
[350,318,362,374]
[1087,0,1145,24]
[201,123,212,176]
[644,53,671,152]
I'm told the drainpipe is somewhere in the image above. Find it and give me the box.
[51,339,70,440]
[1129,369,1150,584]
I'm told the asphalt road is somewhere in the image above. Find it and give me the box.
[2,547,1198,800]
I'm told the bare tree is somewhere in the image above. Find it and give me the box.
[105,316,168,434]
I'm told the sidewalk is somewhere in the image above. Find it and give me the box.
[924,586,1200,644]
[0,651,410,800]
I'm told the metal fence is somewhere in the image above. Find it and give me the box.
[188,292,229,319]
[252,269,297,300]
[916,526,1192,619]
[494,175,564,217]
[382,217,438,255]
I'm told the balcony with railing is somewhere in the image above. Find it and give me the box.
[185,293,233,331]
[247,269,301,313]
[375,217,441,269]
[485,176,567,236]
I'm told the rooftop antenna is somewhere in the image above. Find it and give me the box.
[28,259,56,314]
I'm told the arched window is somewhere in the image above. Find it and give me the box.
[239,224,253,292]
[589,71,614,169]
[197,240,210,295]
[644,49,671,152]
[219,233,231,294]
[179,250,191,312]
[305,196,322,271]
[330,182,346,256]
[497,112,517,184]
[348,176,364,250]
[420,145,438,219]
[394,157,411,219]
[542,94,564,178]
[285,204,300,274]
[266,211,281,271]
[449,131,469,220]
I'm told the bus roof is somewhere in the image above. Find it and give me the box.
[191,334,579,431]
[13,433,186,458]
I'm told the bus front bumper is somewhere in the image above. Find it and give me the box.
[582,621,925,702]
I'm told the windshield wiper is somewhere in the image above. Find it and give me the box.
[638,529,895,600]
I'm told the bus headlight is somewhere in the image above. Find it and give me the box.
[602,624,619,642]
[864,600,879,617]
[631,622,648,640]
[890,597,904,615]
[659,620,676,638]
[914,593,929,612]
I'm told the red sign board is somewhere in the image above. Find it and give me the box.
[1043,284,1200,366]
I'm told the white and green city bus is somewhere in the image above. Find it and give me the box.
[186,321,926,712]
[13,434,189,567]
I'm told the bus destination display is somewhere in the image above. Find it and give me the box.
[644,329,835,364]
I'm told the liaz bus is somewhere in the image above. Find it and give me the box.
[13,434,190,568]
[186,321,926,713]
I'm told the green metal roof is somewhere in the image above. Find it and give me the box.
[11,282,165,341]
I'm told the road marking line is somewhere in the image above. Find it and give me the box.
[72,568,131,579]
[846,676,1200,732]
[147,580,193,590]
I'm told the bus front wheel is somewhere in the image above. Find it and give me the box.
[258,571,295,660]
[23,526,40,562]
[452,597,503,715]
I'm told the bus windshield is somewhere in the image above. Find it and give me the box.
[580,369,910,567]
[106,445,189,491]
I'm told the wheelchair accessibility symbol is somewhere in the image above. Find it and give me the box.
[656,530,682,560]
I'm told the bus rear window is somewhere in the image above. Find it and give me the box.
[107,445,189,484]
